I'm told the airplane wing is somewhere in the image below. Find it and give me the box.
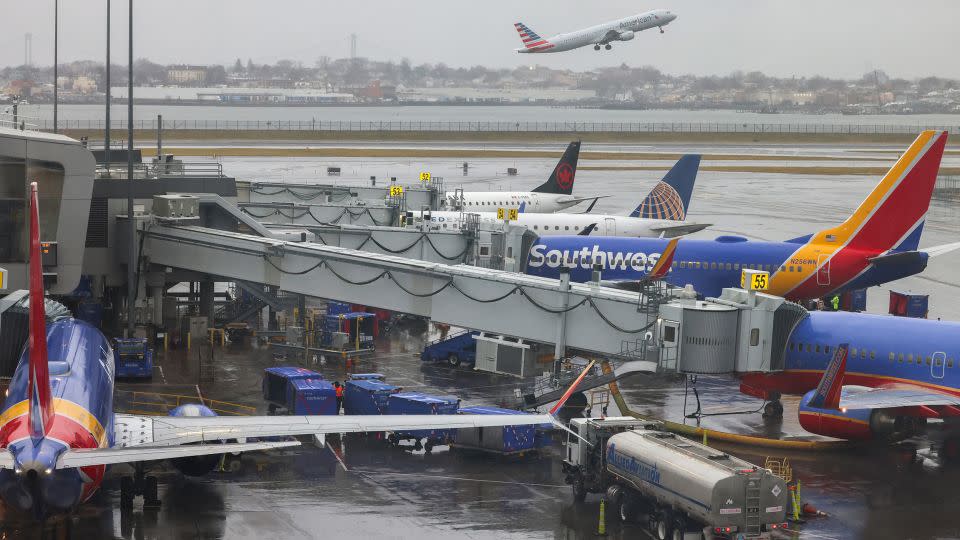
[57,441,300,469]
[598,29,622,44]
[922,241,960,258]
[117,413,555,447]
[10,412,557,470]
[839,386,960,410]
[648,222,711,237]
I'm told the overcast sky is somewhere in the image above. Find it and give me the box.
[4,1,960,79]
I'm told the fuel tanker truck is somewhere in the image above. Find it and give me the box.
[562,418,789,540]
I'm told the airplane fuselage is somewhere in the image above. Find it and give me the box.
[517,10,676,53]
[526,236,927,300]
[418,211,699,238]
[443,192,585,213]
[0,319,114,514]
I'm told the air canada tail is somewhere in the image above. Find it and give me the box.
[807,344,848,410]
[629,154,701,220]
[27,182,53,439]
[814,131,947,253]
[533,141,580,195]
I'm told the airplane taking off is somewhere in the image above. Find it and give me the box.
[0,184,566,517]
[527,131,958,301]
[423,155,705,238]
[514,9,676,53]
[443,142,598,213]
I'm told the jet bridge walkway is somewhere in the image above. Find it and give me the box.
[140,223,658,358]
[517,360,656,409]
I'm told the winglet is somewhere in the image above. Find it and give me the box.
[578,223,598,236]
[533,141,580,195]
[549,360,596,416]
[808,343,848,410]
[27,182,53,438]
[646,237,679,281]
[630,154,701,220]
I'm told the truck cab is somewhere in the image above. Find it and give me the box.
[113,338,154,379]
[562,417,660,501]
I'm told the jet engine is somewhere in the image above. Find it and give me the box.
[618,31,635,41]
[797,389,925,441]
[167,404,225,477]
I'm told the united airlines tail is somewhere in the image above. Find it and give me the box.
[799,131,947,254]
[533,141,580,195]
[629,154,701,220]
[27,182,53,439]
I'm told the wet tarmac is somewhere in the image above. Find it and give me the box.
[6,140,960,538]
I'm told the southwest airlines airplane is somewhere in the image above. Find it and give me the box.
[528,131,957,301]
[515,9,677,53]
[0,184,570,517]
[423,155,705,238]
[742,315,960,452]
[443,141,601,213]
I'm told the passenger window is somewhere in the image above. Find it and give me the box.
[861,350,866,360]
[780,265,786,272]
[926,356,932,366]
[533,225,538,230]
[815,344,821,353]
[898,353,904,363]
[825,345,831,354]
[949,359,955,368]
[574,226,579,231]
[851,348,857,357]
[565,226,569,231]
[672,262,678,268]
[805,344,811,353]
[870,350,875,360]
[889,352,895,361]
[908,353,914,364]
[788,342,794,351]
[710,262,717,270]
[750,328,759,346]
[680,262,687,269]
[702,261,708,269]
[555,226,560,230]
[734,264,740,270]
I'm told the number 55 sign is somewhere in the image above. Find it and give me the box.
[741,269,769,291]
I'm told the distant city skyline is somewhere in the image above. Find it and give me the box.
[4,1,960,79]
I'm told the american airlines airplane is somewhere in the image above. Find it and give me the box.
[443,141,600,213]
[514,9,677,53]
[420,155,706,238]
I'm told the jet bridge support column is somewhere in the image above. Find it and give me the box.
[199,279,214,327]
[553,268,571,376]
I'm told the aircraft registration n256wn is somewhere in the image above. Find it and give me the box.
[527,131,960,301]
[514,9,676,53]
[0,184,577,518]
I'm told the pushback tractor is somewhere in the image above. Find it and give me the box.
[562,418,788,540]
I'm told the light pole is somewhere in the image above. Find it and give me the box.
[126,0,135,336]
[105,0,111,169]
[53,0,58,133]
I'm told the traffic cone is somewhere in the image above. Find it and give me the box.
[597,499,607,536]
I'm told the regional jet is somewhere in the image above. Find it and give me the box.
[514,9,677,53]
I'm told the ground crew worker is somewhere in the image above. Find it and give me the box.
[334,381,344,413]
[831,295,840,311]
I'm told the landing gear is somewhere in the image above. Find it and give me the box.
[572,473,587,503]
[120,463,161,511]
[604,44,612,50]
[424,440,434,454]
[594,44,601,51]
[659,26,665,34]
[447,353,461,367]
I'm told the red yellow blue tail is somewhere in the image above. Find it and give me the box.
[514,22,554,52]
[647,237,679,281]
[27,182,53,439]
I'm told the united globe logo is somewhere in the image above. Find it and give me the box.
[634,181,685,220]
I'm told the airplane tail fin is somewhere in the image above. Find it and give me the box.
[514,22,550,51]
[533,141,580,195]
[815,131,947,253]
[629,154,701,220]
[549,360,597,416]
[646,237,679,281]
[807,343,848,410]
[27,182,54,438]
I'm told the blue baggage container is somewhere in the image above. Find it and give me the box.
[326,301,352,316]
[889,290,929,319]
[348,373,385,381]
[841,288,867,312]
[344,379,400,415]
[456,406,540,453]
[420,330,478,367]
[287,378,337,415]
[388,392,460,443]
[263,367,323,405]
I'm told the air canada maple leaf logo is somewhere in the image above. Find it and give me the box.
[555,163,574,190]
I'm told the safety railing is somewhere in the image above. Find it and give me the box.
[114,389,256,416]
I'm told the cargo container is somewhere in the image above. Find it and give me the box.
[343,379,401,415]
[321,312,376,350]
[454,406,545,455]
[840,288,867,312]
[262,367,336,415]
[348,373,385,381]
[889,290,929,318]
[387,392,460,452]
[563,418,788,540]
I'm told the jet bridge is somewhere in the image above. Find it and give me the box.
[139,222,657,357]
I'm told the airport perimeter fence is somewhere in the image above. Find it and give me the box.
[934,175,960,202]
[43,119,960,135]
